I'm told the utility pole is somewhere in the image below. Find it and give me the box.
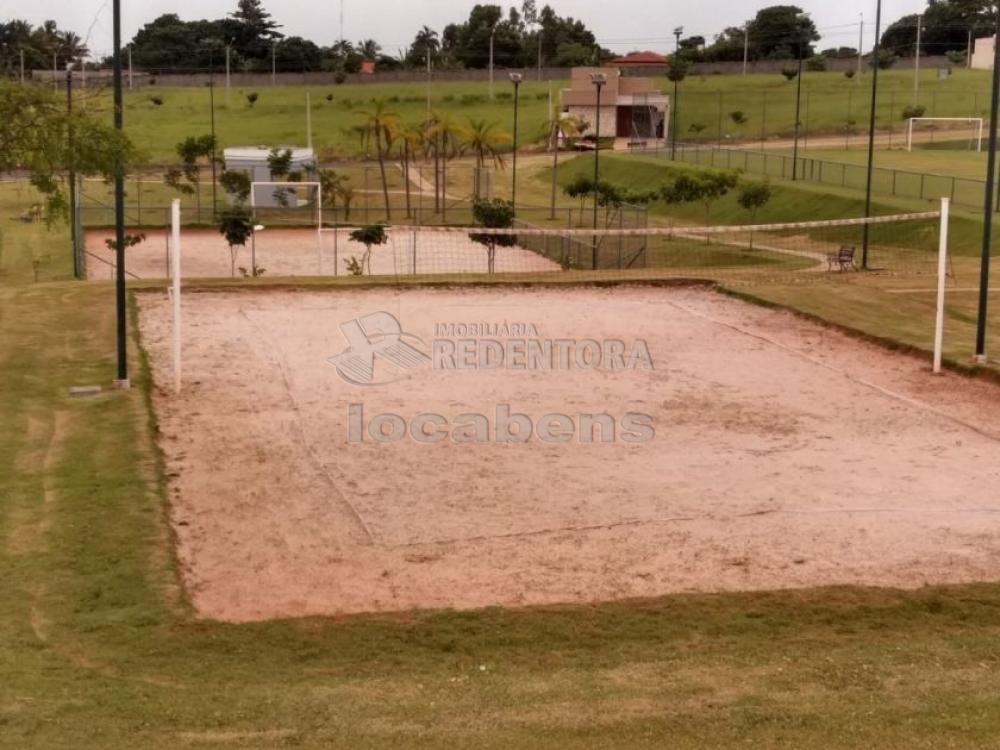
[272,43,276,86]
[742,26,749,75]
[112,0,129,386]
[208,48,218,221]
[426,47,431,118]
[975,12,1000,364]
[306,92,313,150]
[590,72,607,270]
[861,0,883,269]
[792,49,804,180]
[857,14,864,80]
[19,49,24,84]
[67,63,79,279]
[670,26,683,160]
[913,14,922,107]
[489,23,497,100]
[226,44,231,98]
[510,73,522,211]
[128,46,133,89]
[968,29,973,68]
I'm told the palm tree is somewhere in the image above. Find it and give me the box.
[464,119,511,170]
[396,122,425,219]
[425,112,464,219]
[358,100,399,219]
[414,26,439,57]
[357,39,381,59]
[545,114,585,219]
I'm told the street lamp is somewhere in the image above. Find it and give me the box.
[792,42,804,181]
[861,0,883,269]
[671,26,683,160]
[590,71,607,270]
[975,6,1000,364]
[509,72,522,211]
[251,224,265,276]
[489,22,498,100]
[112,0,128,386]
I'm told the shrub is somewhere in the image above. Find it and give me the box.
[805,55,828,72]
[460,93,486,106]
[902,104,926,120]
[729,110,748,126]
[149,95,164,106]
[946,50,966,66]
[246,91,259,107]
[334,71,347,84]
[781,67,798,81]
[326,93,334,101]
[844,69,856,79]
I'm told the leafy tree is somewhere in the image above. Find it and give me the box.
[165,134,217,216]
[348,224,388,274]
[0,81,133,219]
[396,123,425,218]
[357,100,399,220]
[217,206,253,277]
[667,56,689,83]
[425,112,464,217]
[464,119,511,169]
[469,198,516,273]
[563,173,594,214]
[881,2,993,58]
[781,66,799,81]
[737,181,772,248]
[805,54,827,71]
[660,169,740,221]
[246,91,259,107]
[546,114,584,218]
[230,0,283,60]
[220,170,252,204]
[104,233,147,252]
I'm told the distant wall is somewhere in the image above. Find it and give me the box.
[28,56,957,88]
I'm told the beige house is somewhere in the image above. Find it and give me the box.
[972,35,996,69]
[560,67,669,147]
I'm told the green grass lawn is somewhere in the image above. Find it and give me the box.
[4,167,1000,747]
[62,68,997,166]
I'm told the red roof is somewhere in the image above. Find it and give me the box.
[611,51,668,65]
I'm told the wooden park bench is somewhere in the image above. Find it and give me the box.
[827,245,856,272]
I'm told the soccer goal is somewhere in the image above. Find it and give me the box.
[249,181,325,273]
[905,117,983,152]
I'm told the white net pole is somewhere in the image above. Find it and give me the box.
[170,199,182,394]
[934,197,950,374]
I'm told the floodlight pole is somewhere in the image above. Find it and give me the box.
[857,14,864,80]
[67,63,79,279]
[913,14,922,107]
[670,27,683,160]
[489,24,497,100]
[591,72,606,270]
[742,26,749,75]
[974,6,1000,364]
[510,73,522,212]
[112,0,129,386]
[861,0,883,270]
[209,49,218,221]
[792,50,803,181]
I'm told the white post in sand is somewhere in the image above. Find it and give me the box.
[171,199,182,393]
[933,196,950,374]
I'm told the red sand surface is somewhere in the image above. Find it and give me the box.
[137,285,1000,622]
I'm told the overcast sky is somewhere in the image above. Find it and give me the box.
[3,0,928,59]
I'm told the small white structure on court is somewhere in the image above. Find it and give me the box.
[222,146,317,207]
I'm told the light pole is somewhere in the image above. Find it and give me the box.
[861,0,883,270]
[975,6,1000,364]
[742,26,749,75]
[112,0,128,386]
[489,23,498,100]
[208,47,218,220]
[67,62,79,279]
[591,71,606,270]
[913,14,922,106]
[857,14,864,80]
[509,72,522,211]
[671,26,683,160]
[792,45,804,181]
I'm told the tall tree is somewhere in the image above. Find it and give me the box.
[358,100,399,219]
[230,0,283,60]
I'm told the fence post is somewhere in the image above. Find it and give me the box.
[933,197,950,374]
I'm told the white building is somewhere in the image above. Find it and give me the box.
[971,35,996,70]
[560,67,669,147]
[222,146,318,208]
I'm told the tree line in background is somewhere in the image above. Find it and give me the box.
[676,0,989,67]
[119,0,609,75]
[0,0,993,80]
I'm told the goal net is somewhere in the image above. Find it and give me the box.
[905,118,983,152]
